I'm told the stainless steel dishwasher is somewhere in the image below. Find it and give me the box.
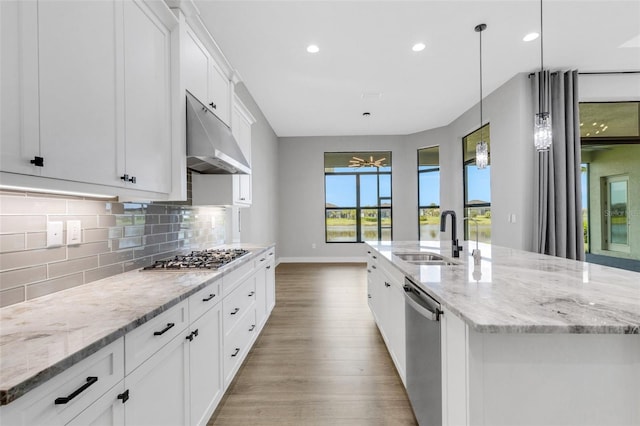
[404,276,442,426]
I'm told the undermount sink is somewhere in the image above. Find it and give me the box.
[393,252,456,265]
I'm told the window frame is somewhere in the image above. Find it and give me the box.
[324,151,392,243]
[417,146,440,241]
[462,124,491,242]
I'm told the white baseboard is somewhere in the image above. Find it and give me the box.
[278,256,366,264]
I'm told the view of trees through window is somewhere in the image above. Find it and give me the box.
[324,152,392,243]
[463,124,491,243]
[418,146,440,241]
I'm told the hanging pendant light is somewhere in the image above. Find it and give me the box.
[534,0,552,151]
[475,23,488,169]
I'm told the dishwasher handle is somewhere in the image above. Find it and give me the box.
[403,283,442,321]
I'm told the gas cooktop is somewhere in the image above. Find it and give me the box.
[142,248,250,271]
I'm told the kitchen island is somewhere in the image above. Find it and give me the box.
[367,241,640,426]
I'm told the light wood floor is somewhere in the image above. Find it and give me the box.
[208,263,417,426]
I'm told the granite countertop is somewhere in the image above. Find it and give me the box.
[367,241,640,335]
[0,244,274,406]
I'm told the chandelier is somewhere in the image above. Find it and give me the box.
[349,156,387,168]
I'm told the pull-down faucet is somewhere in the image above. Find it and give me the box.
[440,210,463,258]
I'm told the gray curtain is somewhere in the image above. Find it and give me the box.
[532,70,585,261]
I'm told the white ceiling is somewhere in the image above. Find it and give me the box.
[195,0,640,137]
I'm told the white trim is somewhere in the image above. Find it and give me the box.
[278,256,367,264]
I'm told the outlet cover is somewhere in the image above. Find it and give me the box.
[47,221,64,247]
[67,220,82,245]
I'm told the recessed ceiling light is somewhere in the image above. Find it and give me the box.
[523,32,539,42]
[306,44,319,53]
[412,42,426,52]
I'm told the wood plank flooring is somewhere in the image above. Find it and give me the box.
[208,263,417,426]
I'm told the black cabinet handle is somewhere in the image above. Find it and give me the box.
[54,377,98,404]
[153,322,175,336]
[186,329,199,341]
[117,389,129,404]
[248,291,255,297]
[230,308,240,315]
[30,156,44,167]
[129,176,136,184]
[249,324,256,332]
[372,255,377,259]
[372,265,377,269]
[120,174,136,183]
[202,293,216,302]
[266,265,271,270]
[385,282,391,288]
[367,269,371,273]
[209,102,217,109]
[231,348,240,357]
[367,250,371,254]
[260,258,266,262]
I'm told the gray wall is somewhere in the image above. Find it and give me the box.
[277,73,536,260]
[234,83,280,250]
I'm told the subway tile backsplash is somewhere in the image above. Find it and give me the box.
[0,190,226,307]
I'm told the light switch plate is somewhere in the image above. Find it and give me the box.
[47,221,64,247]
[67,220,82,245]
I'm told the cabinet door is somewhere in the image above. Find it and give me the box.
[122,0,172,194]
[189,304,223,426]
[0,0,40,176]
[37,0,119,186]
[265,260,276,313]
[124,332,189,426]
[254,269,267,329]
[183,25,211,108]
[66,382,125,426]
[209,62,231,126]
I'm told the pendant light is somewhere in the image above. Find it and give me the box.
[534,0,552,151]
[475,23,488,169]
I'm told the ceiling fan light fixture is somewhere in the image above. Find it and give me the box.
[349,155,386,168]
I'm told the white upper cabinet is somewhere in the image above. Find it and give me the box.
[37,0,119,187]
[182,24,231,126]
[121,0,173,194]
[0,0,183,200]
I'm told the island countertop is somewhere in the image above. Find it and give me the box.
[0,244,275,406]
[366,241,640,335]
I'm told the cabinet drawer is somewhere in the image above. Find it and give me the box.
[189,280,221,322]
[0,338,124,426]
[222,277,256,336]
[222,259,254,297]
[223,308,256,386]
[125,300,188,375]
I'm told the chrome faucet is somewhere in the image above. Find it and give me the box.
[440,210,462,258]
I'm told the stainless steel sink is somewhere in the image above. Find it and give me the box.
[393,252,456,265]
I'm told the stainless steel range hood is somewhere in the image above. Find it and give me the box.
[186,91,250,175]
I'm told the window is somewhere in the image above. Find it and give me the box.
[418,146,440,241]
[324,152,392,242]
[463,124,491,243]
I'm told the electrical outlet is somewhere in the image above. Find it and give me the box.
[47,221,63,247]
[67,220,82,245]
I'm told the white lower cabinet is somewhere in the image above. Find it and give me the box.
[188,303,223,426]
[124,331,190,426]
[0,338,125,426]
[367,250,406,385]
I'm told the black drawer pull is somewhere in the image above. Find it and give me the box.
[186,329,199,342]
[249,324,256,332]
[248,291,255,297]
[231,348,240,357]
[117,389,129,404]
[266,265,271,270]
[372,265,377,269]
[153,323,175,336]
[230,308,240,315]
[202,293,216,302]
[385,282,391,288]
[372,255,377,259]
[260,258,266,262]
[209,102,217,109]
[55,376,98,404]
[30,156,44,167]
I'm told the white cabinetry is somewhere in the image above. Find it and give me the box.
[366,249,406,385]
[66,383,126,426]
[0,338,125,426]
[187,283,223,426]
[254,249,276,328]
[182,25,231,126]
[0,0,182,200]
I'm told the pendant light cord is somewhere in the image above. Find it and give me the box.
[539,0,545,113]
[475,23,486,142]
